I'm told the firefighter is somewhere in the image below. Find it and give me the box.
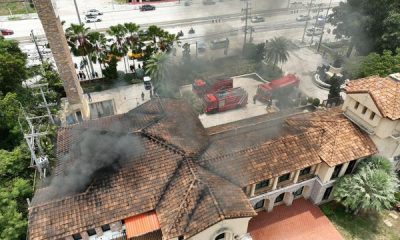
[141,92,145,101]
[253,95,257,104]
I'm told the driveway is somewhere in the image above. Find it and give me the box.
[248,198,343,240]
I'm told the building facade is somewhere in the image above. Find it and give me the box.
[29,75,400,240]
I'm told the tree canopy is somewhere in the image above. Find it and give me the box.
[328,0,400,55]
[333,156,399,214]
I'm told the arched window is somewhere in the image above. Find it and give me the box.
[215,232,225,240]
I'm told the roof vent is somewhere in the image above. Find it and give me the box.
[389,73,400,82]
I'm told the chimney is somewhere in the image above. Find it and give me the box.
[33,0,83,105]
[389,73,400,82]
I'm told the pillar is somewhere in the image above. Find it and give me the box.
[283,192,294,206]
[314,164,321,175]
[249,184,256,197]
[80,232,89,240]
[338,162,349,177]
[33,0,83,105]
[267,198,274,212]
[95,227,103,236]
[65,237,74,240]
[272,177,278,190]
[293,170,300,183]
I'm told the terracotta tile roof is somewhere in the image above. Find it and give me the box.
[201,129,324,187]
[286,109,378,166]
[345,76,400,120]
[132,230,163,240]
[144,100,209,156]
[29,136,183,240]
[156,159,256,239]
[125,211,160,238]
[28,99,376,240]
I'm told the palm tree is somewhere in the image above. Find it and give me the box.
[65,23,95,77]
[264,37,290,69]
[107,24,129,73]
[333,160,399,215]
[87,31,108,73]
[124,22,142,64]
[145,53,170,88]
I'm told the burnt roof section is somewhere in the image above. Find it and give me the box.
[28,100,376,240]
[345,75,400,120]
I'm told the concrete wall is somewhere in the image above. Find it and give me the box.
[188,218,252,240]
[315,162,333,183]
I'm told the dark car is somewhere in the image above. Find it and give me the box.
[0,28,14,36]
[140,5,156,11]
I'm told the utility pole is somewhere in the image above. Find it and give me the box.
[29,83,57,124]
[301,0,314,43]
[31,30,44,64]
[73,0,82,24]
[242,0,251,53]
[309,3,322,47]
[317,0,333,52]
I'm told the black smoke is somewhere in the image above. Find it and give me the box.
[40,127,144,202]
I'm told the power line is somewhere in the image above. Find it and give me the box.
[301,0,314,43]
[242,0,251,52]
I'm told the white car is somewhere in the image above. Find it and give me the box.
[251,16,265,23]
[296,14,311,21]
[86,9,103,16]
[85,16,101,23]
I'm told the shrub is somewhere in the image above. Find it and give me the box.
[395,192,400,202]
[312,98,320,106]
[307,97,314,103]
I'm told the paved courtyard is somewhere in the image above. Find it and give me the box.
[248,198,343,240]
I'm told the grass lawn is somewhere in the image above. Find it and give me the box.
[0,2,35,16]
[321,202,400,240]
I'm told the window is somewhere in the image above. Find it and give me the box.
[76,111,83,122]
[278,173,290,182]
[101,224,111,232]
[322,186,333,200]
[345,160,357,175]
[331,164,343,180]
[89,100,115,119]
[215,233,225,240]
[255,180,270,190]
[275,193,285,203]
[72,234,82,240]
[299,167,311,176]
[178,236,184,240]
[254,199,265,209]
[87,229,96,236]
[293,186,304,197]
[354,101,359,109]
[370,112,375,120]
[362,106,367,114]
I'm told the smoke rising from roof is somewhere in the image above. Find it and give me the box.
[41,127,144,202]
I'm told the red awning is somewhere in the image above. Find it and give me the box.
[125,211,160,238]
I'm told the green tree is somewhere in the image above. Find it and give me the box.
[328,0,400,55]
[65,24,95,76]
[0,93,23,150]
[333,156,399,214]
[145,53,170,91]
[0,37,27,95]
[358,50,400,77]
[87,31,108,72]
[328,74,344,100]
[264,37,290,69]
[107,24,129,73]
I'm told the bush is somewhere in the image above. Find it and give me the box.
[307,97,314,103]
[102,57,118,81]
[312,98,320,106]
[395,192,400,202]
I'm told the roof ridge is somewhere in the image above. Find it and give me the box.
[321,122,341,163]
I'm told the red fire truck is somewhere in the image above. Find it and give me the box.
[192,77,233,96]
[255,74,300,102]
[203,87,248,113]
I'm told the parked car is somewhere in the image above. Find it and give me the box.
[203,0,216,5]
[0,28,14,36]
[296,14,311,21]
[140,5,156,11]
[85,15,101,23]
[86,9,103,16]
[306,27,323,36]
[251,16,265,23]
